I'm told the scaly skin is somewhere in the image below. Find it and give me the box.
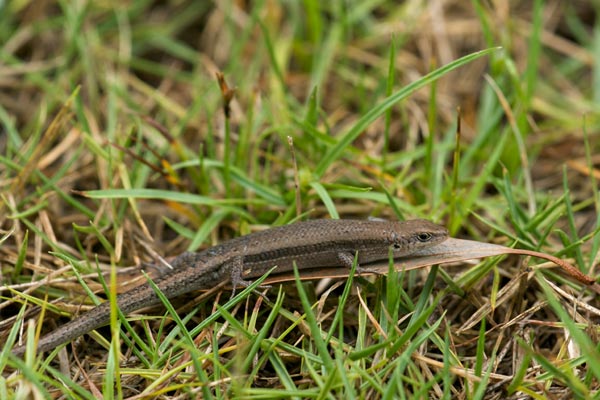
[11,219,448,356]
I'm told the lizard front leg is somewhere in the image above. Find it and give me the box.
[336,252,381,276]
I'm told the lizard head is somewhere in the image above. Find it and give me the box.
[388,219,449,256]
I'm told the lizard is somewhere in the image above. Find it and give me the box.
[9,218,448,357]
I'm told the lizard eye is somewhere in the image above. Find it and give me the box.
[416,232,433,242]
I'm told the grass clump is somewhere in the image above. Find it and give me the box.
[1,1,600,398]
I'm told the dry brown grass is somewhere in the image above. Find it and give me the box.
[1,1,599,398]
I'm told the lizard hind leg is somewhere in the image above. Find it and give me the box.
[229,255,249,298]
[228,255,273,298]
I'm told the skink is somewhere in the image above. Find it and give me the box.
[11,219,448,356]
